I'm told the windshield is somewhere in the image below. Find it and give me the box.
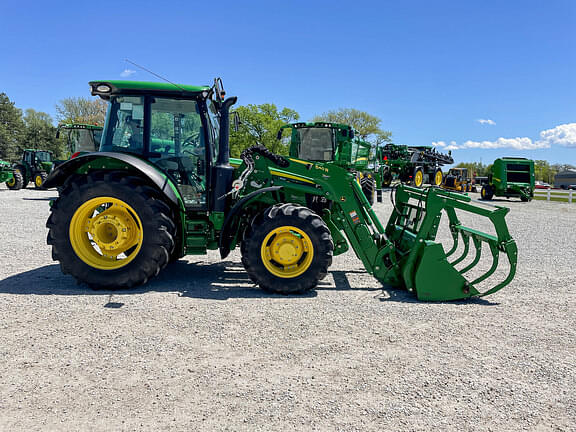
[68,129,101,153]
[100,96,145,154]
[35,151,52,162]
[297,128,334,161]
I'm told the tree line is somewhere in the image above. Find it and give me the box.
[0,92,107,160]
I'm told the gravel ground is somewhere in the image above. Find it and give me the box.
[0,184,574,431]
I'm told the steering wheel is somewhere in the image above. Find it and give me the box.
[181,133,202,156]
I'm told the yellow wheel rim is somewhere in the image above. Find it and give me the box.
[35,175,43,187]
[69,197,143,270]
[435,170,442,185]
[260,226,314,278]
[414,170,423,187]
[481,188,486,198]
[6,177,15,187]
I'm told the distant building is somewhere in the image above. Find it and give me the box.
[554,170,576,188]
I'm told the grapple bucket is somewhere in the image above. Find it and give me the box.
[383,186,517,301]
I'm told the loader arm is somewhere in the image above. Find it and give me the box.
[238,148,518,301]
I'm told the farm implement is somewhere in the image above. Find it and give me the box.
[481,158,535,202]
[44,79,518,301]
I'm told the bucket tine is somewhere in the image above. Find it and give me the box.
[460,235,482,274]
[444,207,460,258]
[449,231,470,266]
[470,242,500,285]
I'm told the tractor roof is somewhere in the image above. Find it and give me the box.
[57,123,103,130]
[89,80,211,99]
[287,122,354,131]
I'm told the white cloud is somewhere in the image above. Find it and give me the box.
[535,123,576,148]
[477,119,496,125]
[432,123,576,151]
[120,69,136,78]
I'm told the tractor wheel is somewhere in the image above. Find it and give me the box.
[481,185,494,200]
[382,170,392,187]
[6,169,24,190]
[520,195,529,202]
[360,175,376,205]
[241,204,333,294]
[46,171,176,289]
[34,172,48,189]
[412,167,424,187]
[433,168,443,186]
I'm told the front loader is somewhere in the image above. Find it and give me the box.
[44,79,518,301]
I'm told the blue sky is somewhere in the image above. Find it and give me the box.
[1,0,575,165]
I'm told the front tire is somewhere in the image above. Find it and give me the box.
[46,171,176,289]
[34,172,48,189]
[241,204,333,294]
[433,168,443,186]
[360,175,376,205]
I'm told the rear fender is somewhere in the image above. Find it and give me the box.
[43,152,183,209]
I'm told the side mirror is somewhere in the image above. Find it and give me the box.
[56,130,61,139]
[276,129,283,140]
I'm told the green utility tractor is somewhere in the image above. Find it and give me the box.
[45,79,518,301]
[12,149,54,189]
[379,143,453,188]
[277,122,378,204]
[481,158,535,202]
[0,159,24,190]
[56,123,103,158]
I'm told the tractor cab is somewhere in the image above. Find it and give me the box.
[448,167,468,181]
[56,123,103,157]
[89,79,235,209]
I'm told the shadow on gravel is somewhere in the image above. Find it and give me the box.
[0,262,498,305]
[22,197,58,201]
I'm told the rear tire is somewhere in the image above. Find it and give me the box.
[360,175,376,205]
[412,167,424,187]
[6,169,23,190]
[46,171,176,289]
[241,204,333,294]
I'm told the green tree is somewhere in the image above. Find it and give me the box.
[22,109,63,157]
[230,104,299,157]
[0,93,25,160]
[55,97,107,125]
[312,108,392,145]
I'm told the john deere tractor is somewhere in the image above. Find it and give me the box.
[44,79,518,301]
[56,123,103,158]
[277,122,378,204]
[11,149,54,189]
[1,159,24,190]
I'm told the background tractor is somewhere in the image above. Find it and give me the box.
[0,159,24,190]
[277,122,378,204]
[11,149,54,189]
[441,167,476,193]
[56,123,103,158]
[44,79,518,301]
[481,158,535,202]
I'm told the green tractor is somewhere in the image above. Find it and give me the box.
[481,158,535,202]
[277,122,378,204]
[45,79,518,301]
[9,149,55,189]
[56,123,103,158]
[0,159,24,190]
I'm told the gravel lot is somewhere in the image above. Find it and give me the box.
[0,184,574,431]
